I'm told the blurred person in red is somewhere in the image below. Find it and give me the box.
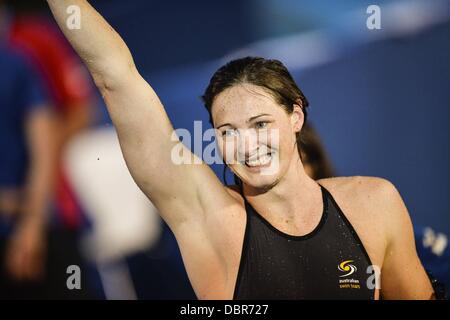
[0,11,56,298]
[6,0,95,232]
[0,0,100,298]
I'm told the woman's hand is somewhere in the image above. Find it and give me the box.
[6,217,47,282]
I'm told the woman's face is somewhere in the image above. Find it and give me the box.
[211,83,304,190]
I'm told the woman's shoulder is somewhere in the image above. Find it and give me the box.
[317,175,397,199]
[317,175,402,226]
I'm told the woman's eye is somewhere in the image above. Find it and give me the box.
[222,129,237,137]
[255,121,268,129]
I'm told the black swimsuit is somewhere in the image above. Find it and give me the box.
[233,184,375,300]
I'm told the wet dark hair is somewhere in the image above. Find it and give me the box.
[201,56,309,159]
[300,123,336,180]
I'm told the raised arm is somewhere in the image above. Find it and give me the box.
[45,0,233,229]
[46,2,245,297]
[46,0,134,90]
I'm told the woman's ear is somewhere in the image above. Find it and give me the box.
[291,103,304,133]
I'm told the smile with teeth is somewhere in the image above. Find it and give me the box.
[245,153,272,167]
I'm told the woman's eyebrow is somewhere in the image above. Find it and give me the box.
[247,113,272,123]
[216,114,272,129]
[216,122,232,130]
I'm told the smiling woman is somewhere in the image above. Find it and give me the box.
[203,57,309,159]
[45,0,436,300]
[202,58,310,191]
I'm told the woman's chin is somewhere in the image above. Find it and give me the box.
[240,170,280,191]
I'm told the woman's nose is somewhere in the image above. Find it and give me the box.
[237,129,259,160]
